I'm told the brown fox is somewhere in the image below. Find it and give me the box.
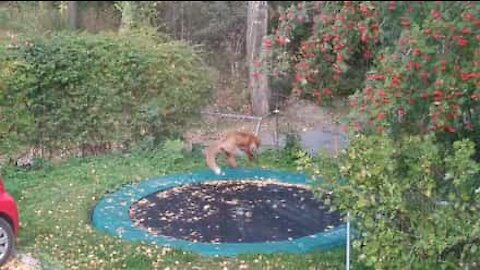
[205,131,261,175]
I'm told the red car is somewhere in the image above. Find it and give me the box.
[0,178,19,266]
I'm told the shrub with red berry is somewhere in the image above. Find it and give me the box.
[262,1,480,268]
[260,1,479,148]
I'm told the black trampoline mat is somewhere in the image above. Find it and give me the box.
[129,180,343,244]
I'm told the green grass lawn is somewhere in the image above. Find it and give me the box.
[2,148,346,270]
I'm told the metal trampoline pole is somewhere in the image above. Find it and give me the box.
[346,211,350,270]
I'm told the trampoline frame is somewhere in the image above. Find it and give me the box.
[92,168,347,257]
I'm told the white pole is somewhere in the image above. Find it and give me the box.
[346,211,350,270]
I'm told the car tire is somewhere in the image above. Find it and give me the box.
[0,217,15,266]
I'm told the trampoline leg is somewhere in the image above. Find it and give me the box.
[346,212,350,270]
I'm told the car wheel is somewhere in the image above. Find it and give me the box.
[0,217,15,266]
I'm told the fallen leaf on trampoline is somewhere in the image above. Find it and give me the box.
[129,180,343,243]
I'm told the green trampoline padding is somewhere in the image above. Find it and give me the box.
[91,168,347,257]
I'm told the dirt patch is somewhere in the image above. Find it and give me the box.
[184,96,351,155]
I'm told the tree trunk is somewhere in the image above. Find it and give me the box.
[67,1,79,30]
[247,1,270,116]
[180,1,184,40]
[39,1,50,12]
[40,1,58,26]
[118,1,134,33]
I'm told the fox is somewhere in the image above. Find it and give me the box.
[205,131,261,175]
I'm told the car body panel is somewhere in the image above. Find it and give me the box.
[0,179,19,236]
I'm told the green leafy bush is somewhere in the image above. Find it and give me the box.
[311,134,480,269]
[257,1,480,268]
[0,30,215,156]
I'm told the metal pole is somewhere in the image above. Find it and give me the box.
[273,109,279,147]
[200,111,263,121]
[255,116,264,136]
[201,111,271,137]
[346,211,350,270]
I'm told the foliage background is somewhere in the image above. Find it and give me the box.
[0,1,479,269]
[0,29,215,158]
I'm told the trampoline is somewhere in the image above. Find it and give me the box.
[92,168,347,257]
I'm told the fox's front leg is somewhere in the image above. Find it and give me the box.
[244,143,258,161]
[245,150,255,161]
[221,144,240,169]
[225,151,238,168]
